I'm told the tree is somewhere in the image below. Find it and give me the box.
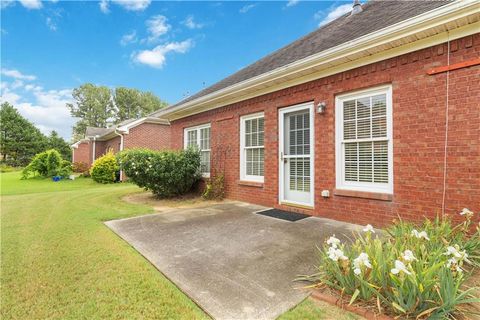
[67,83,114,138]
[113,87,168,122]
[0,102,48,166]
[47,130,71,161]
[68,84,168,138]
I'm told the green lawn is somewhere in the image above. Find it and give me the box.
[1,171,357,319]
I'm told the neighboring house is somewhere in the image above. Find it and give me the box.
[150,1,480,226]
[71,117,171,168]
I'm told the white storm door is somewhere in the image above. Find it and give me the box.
[279,102,314,207]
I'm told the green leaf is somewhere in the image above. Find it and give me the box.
[349,289,360,306]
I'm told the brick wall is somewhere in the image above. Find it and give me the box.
[92,123,171,158]
[170,34,480,227]
[124,123,171,151]
[72,141,91,166]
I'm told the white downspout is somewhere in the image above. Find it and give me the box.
[114,129,125,181]
[92,136,97,164]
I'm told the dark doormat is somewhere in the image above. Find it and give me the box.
[255,209,310,222]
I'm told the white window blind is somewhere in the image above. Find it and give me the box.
[336,86,392,193]
[240,113,264,182]
[184,124,211,176]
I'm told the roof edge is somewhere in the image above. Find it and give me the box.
[154,0,479,120]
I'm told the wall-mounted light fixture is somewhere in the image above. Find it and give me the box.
[317,101,327,114]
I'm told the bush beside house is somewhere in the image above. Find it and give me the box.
[117,148,201,198]
[90,151,119,184]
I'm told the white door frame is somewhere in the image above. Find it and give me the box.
[278,101,315,208]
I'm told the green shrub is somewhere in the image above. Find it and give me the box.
[117,148,201,197]
[22,149,72,179]
[90,151,119,184]
[302,209,480,319]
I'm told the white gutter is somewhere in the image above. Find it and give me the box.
[91,135,99,163]
[155,0,479,120]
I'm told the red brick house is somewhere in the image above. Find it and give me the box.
[71,117,171,168]
[150,0,480,226]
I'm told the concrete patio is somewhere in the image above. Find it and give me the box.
[105,201,363,320]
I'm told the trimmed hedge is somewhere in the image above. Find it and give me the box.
[117,148,201,197]
[90,151,119,184]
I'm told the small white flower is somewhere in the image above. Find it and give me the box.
[353,252,372,275]
[149,165,152,168]
[459,208,473,216]
[363,224,375,233]
[327,247,348,261]
[444,245,469,263]
[411,229,430,241]
[446,258,463,273]
[391,260,411,275]
[326,235,341,248]
[402,250,417,262]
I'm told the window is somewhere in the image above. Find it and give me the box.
[240,113,264,182]
[184,124,211,176]
[335,85,393,194]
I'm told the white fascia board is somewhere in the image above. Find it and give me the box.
[157,0,479,120]
[119,117,170,134]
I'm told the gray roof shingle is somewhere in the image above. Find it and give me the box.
[85,126,113,137]
[166,0,449,109]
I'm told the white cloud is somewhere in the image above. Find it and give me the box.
[120,30,137,46]
[0,87,21,105]
[133,39,194,69]
[145,15,170,43]
[286,0,299,7]
[1,68,36,81]
[183,15,204,29]
[99,0,109,13]
[239,3,257,14]
[315,4,352,27]
[19,0,42,9]
[112,0,150,11]
[11,80,24,89]
[1,0,14,9]
[46,17,57,31]
[1,81,74,139]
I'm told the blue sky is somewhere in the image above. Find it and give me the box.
[1,0,354,140]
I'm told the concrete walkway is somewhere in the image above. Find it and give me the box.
[105,201,362,320]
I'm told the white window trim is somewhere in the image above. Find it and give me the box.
[335,85,393,194]
[183,123,211,178]
[240,112,265,183]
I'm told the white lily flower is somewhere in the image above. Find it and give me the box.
[327,247,348,261]
[353,252,372,275]
[444,245,469,263]
[326,235,341,248]
[446,258,463,273]
[459,208,473,217]
[402,250,417,262]
[391,260,411,275]
[411,229,430,241]
[363,224,375,233]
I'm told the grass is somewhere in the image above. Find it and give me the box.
[1,171,358,319]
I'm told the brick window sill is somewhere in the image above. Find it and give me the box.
[334,189,393,201]
[237,180,264,188]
